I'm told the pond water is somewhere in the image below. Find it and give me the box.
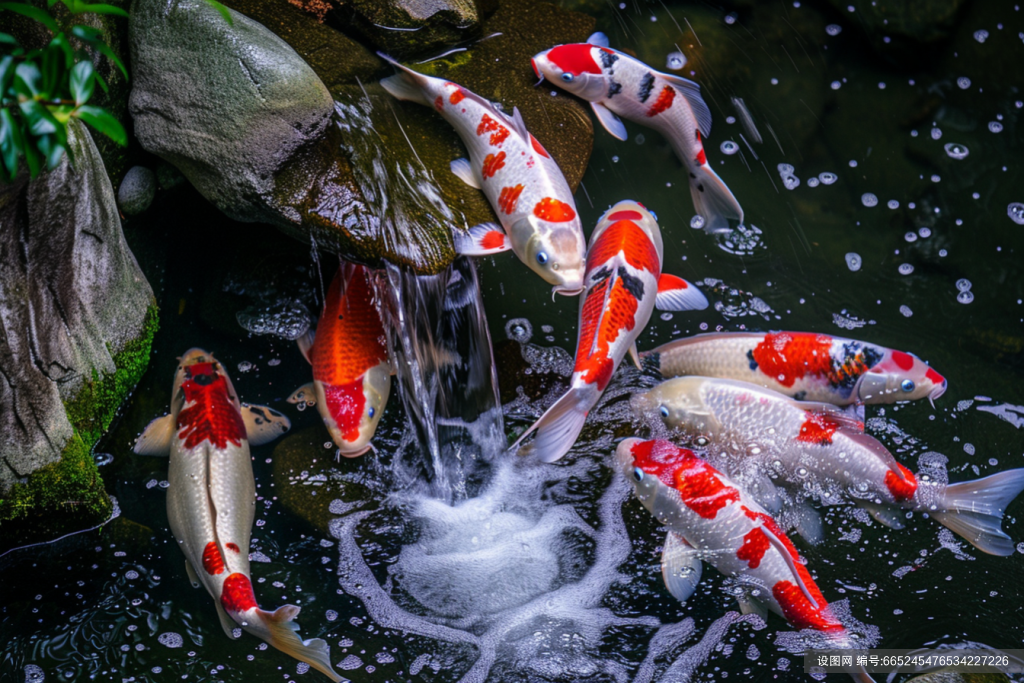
[3,1,1024,682]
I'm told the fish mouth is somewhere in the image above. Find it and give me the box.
[552,283,585,298]
[928,380,948,408]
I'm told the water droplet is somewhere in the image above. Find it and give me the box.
[845,253,862,271]
[690,215,706,229]
[956,278,972,292]
[904,232,917,243]
[898,263,914,275]
[930,128,943,140]
[666,51,687,70]
[777,163,795,174]
[158,632,184,648]
[818,172,838,185]
[807,177,820,188]
[861,193,878,207]
[826,24,842,35]
[720,140,739,155]
[989,121,1004,133]
[782,175,800,190]
[900,305,913,317]
[797,467,809,477]
[725,12,737,24]
[505,318,533,343]
[943,143,969,159]
[939,249,948,257]
[957,290,975,304]
[611,155,620,162]
[957,76,971,89]
[887,199,900,209]
[237,361,253,373]
[1008,203,1024,225]
[93,452,114,466]
[831,80,842,90]
[974,29,989,43]
[919,227,932,238]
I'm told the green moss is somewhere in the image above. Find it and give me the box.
[0,430,113,548]
[64,304,160,447]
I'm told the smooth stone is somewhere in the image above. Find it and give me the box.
[340,0,490,57]
[118,166,156,215]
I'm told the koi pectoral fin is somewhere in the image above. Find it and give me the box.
[628,343,642,371]
[454,223,513,256]
[586,31,610,47]
[184,558,201,589]
[590,102,628,141]
[450,158,482,189]
[661,531,702,604]
[241,404,292,446]
[656,274,709,311]
[737,592,768,621]
[215,599,238,639]
[134,414,175,456]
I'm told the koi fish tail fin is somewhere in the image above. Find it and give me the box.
[511,384,597,463]
[255,605,345,683]
[689,163,744,233]
[378,53,432,107]
[931,468,1024,556]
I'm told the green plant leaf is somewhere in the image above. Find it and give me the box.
[36,133,66,169]
[75,104,125,146]
[40,44,63,98]
[75,2,129,17]
[51,32,74,69]
[204,0,233,25]
[0,3,60,34]
[70,60,93,105]
[0,55,14,100]
[71,25,103,42]
[0,32,19,46]
[22,131,40,177]
[14,61,44,98]
[20,100,59,135]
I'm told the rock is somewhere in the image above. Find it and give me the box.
[155,162,185,190]
[118,166,156,215]
[339,0,492,57]
[0,119,158,551]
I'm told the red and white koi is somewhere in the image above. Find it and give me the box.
[532,33,743,233]
[644,331,947,406]
[617,438,875,683]
[512,201,708,462]
[638,376,1024,555]
[289,263,391,457]
[134,349,341,682]
[379,55,587,295]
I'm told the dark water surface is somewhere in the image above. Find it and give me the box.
[3,1,1024,682]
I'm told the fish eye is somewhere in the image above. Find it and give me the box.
[901,379,915,392]
[632,467,644,482]
[368,407,375,418]
[659,405,670,418]
[561,73,575,82]
[648,209,658,221]
[536,251,549,265]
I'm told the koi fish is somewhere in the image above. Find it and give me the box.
[617,438,875,683]
[637,376,1024,556]
[644,331,947,406]
[512,201,708,462]
[133,349,341,682]
[379,54,587,296]
[531,33,743,233]
[289,263,391,457]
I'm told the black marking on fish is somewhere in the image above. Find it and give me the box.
[638,73,656,103]
[590,265,613,286]
[747,349,758,371]
[862,344,884,369]
[793,391,806,401]
[618,267,645,300]
[697,184,705,192]
[599,50,618,70]
[608,80,622,98]
[689,172,697,179]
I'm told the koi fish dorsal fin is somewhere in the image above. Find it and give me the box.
[791,402,864,432]
[661,531,703,604]
[504,106,531,141]
[241,404,291,446]
[759,523,819,609]
[842,430,911,483]
[134,414,174,456]
[590,102,628,141]
[454,223,512,256]
[658,72,712,138]
[655,274,709,311]
[587,31,610,47]
[378,53,433,107]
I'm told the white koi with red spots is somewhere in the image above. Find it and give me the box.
[379,54,587,295]
[532,33,744,233]
[133,349,341,682]
[638,376,1024,555]
[617,438,875,683]
[512,201,707,462]
[644,331,947,406]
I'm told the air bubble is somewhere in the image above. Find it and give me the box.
[690,215,706,229]
[725,12,737,24]
[957,77,971,89]
[845,253,862,271]
[900,305,913,317]
[782,175,800,190]
[237,361,253,373]
[930,128,943,140]
[666,51,687,70]
[904,232,917,242]
[720,140,739,155]
[1008,203,1024,225]
[807,177,820,188]
[505,318,532,343]
[158,632,184,648]
[974,29,989,43]
[918,227,931,238]
[777,163,794,174]
[957,291,975,304]
[831,81,842,90]
[989,121,1004,133]
[826,24,842,35]
[887,200,899,209]
[944,143,969,159]
[898,263,914,275]
[956,279,972,292]
[861,193,878,207]
[818,172,838,185]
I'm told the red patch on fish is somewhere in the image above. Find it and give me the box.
[751,333,833,388]
[629,439,694,487]
[674,457,740,519]
[891,350,915,371]
[736,527,770,568]
[884,463,918,502]
[795,412,839,445]
[476,114,510,147]
[545,44,602,76]
[695,147,707,165]
[498,184,524,214]
[448,87,465,105]
[533,197,576,222]
[226,543,240,553]
[646,85,675,117]
[202,541,225,575]
[574,279,616,390]
[925,367,944,386]
[530,134,550,158]
[586,220,660,275]
[658,274,689,291]
[176,364,246,450]
[606,210,643,222]
[220,573,258,613]
[773,580,844,632]
[482,152,506,179]
[323,379,366,444]
[434,95,444,112]
[480,231,506,250]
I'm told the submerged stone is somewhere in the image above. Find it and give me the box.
[339,0,490,57]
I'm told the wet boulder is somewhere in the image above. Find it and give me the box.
[338,0,492,57]
[0,120,158,551]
